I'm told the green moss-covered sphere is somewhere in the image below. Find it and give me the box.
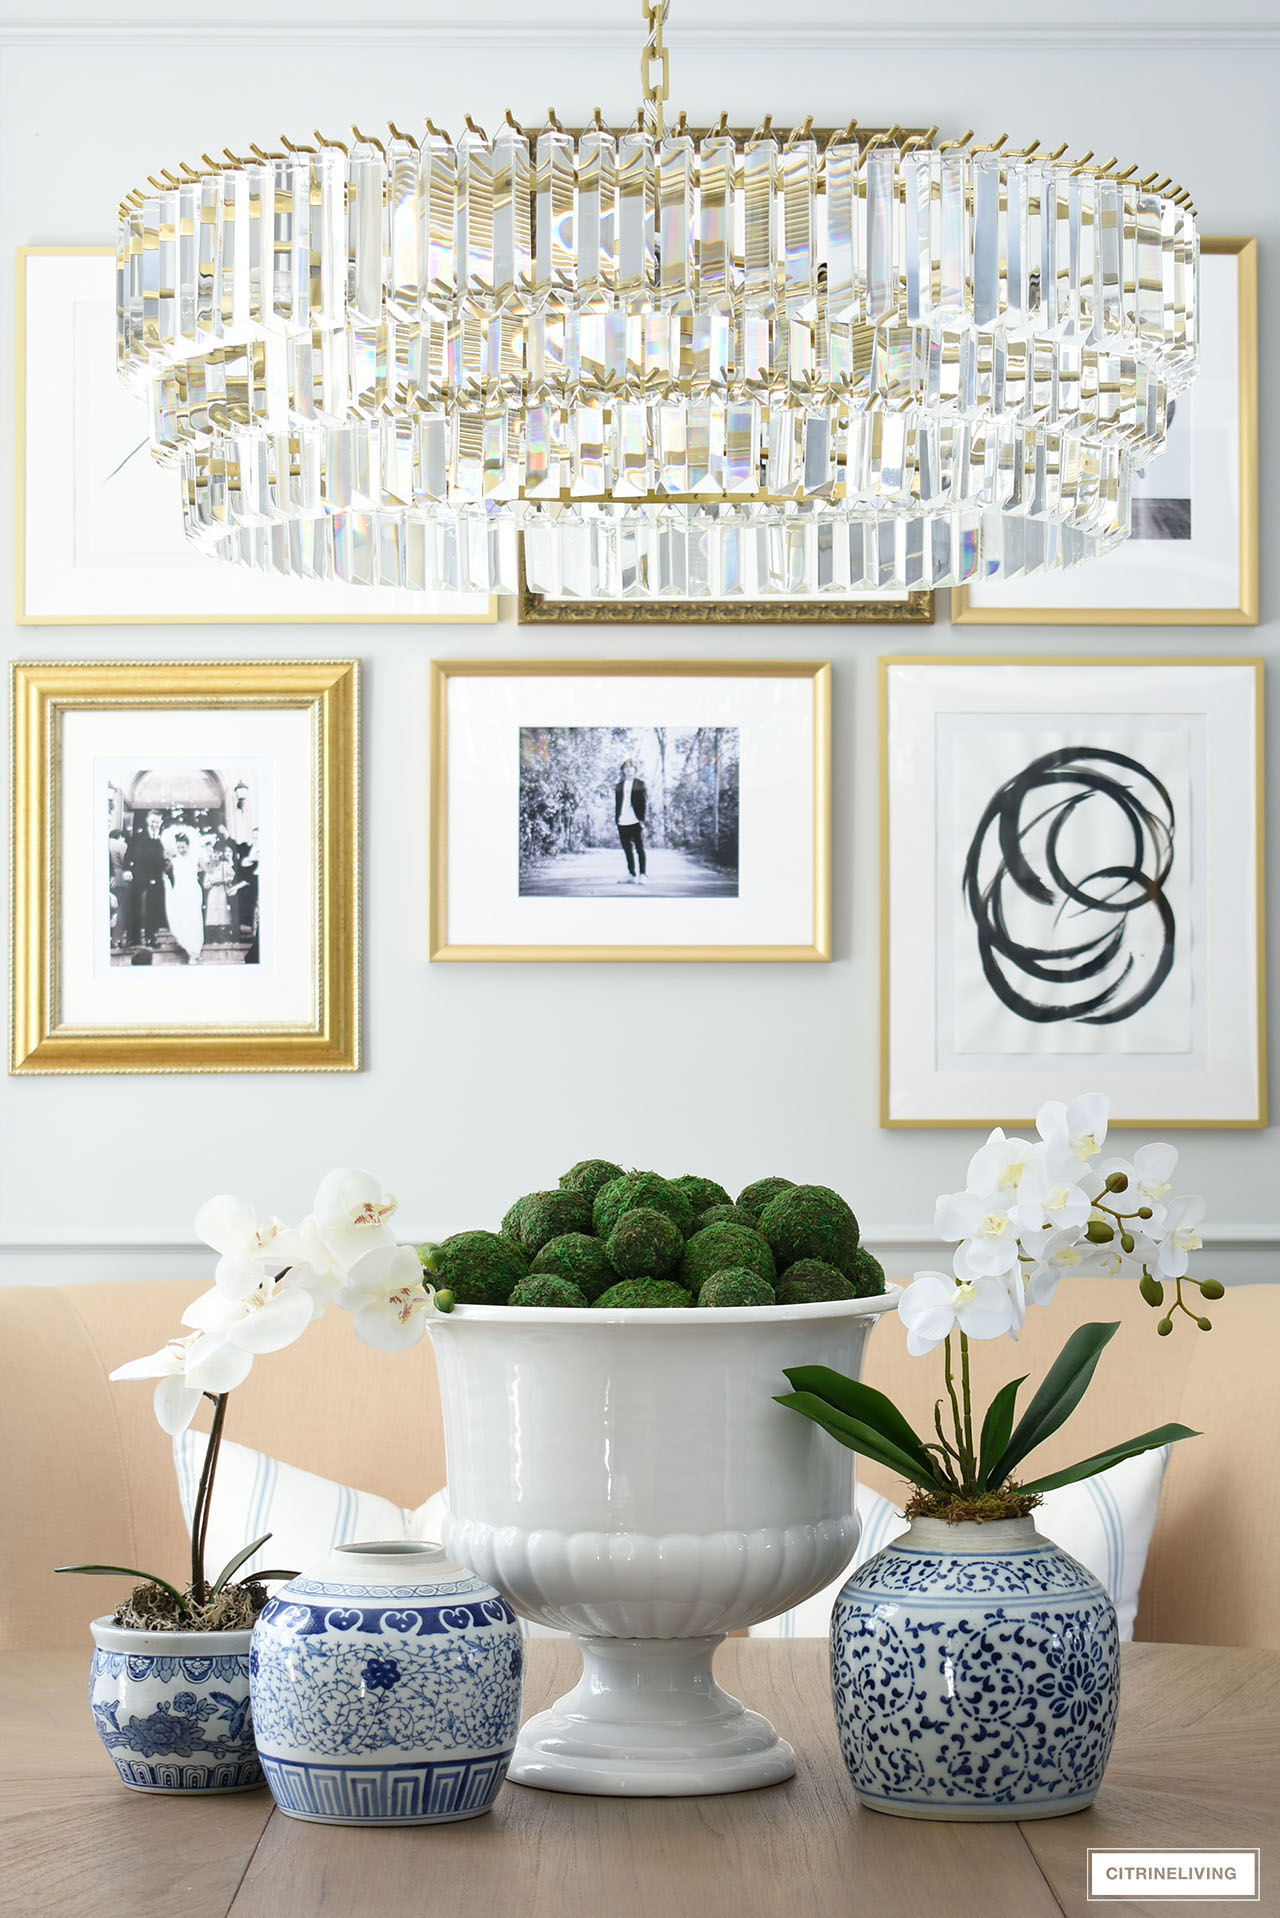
[511,1189,595,1255]
[593,1172,695,1241]
[508,1274,589,1309]
[606,1206,684,1279]
[671,1174,733,1216]
[774,1259,856,1305]
[430,1230,529,1305]
[696,1203,757,1233]
[679,1221,776,1293]
[736,1176,796,1221]
[594,1278,693,1309]
[499,1199,526,1243]
[846,1245,887,1297]
[530,1233,617,1301]
[697,1270,776,1308]
[759,1184,860,1274]
[558,1158,626,1202]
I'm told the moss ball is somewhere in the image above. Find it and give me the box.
[606,1206,684,1279]
[508,1274,589,1309]
[696,1203,757,1233]
[697,1270,776,1308]
[511,1189,594,1255]
[671,1174,733,1216]
[759,1184,860,1275]
[593,1172,695,1242]
[594,1278,693,1309]
[679,1221,775,1294]
[499,1199,526,1243]
[558,1158,626,1202]
[774,1259,856,1305]
[430,1230,528,1306]
[736,1176,796,1221]
[847,1245,887,1298]
[530,1233,617,1301]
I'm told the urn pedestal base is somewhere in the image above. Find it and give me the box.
[508,1636,796,1798]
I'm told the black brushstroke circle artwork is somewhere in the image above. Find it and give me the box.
[962,747,1176,1027]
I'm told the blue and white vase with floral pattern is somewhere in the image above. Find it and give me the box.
[250,1541,524,1826]
[830,1516,1119,1821]
[89,1620,262,1792]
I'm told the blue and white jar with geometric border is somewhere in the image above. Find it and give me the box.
[250,1541,524,1826]
[88,1620,262,1793]
[830,1516,1119,1821]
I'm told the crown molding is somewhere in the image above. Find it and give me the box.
[1,19,1277,48]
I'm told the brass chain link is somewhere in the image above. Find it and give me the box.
[641,0,670,139]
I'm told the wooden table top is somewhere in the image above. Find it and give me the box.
[4,1640,1276,1918]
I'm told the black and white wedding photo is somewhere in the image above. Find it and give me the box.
[518,726,739,899]
[104,763,265,967]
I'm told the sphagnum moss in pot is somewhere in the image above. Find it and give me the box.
[778,1095,1209,1822]
[420,1164,897,1797]
[58,1169,433,1795]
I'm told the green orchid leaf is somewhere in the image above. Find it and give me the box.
[1018,1424,1199,1495]
[239,1569,299,1584]
[989,1322,1120,1485]
[211,1534,273,1599]
[775,1391,940,1491]
[978,1376,1027,1488]
[54,1564,188,1609]
[782,1366,936,1474]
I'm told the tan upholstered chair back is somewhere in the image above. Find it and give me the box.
[2,1277,1276,1650]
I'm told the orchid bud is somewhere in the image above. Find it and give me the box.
[1137,1206,1153,1219]
[1105,1172,1129,1193]
[1121,1232,1135,1254]
[434,1288,456,1313]
[1139,1274,1164,1308]
[418,1242,442,1270]
[1200,1279,1224,1300]
[1086,1220,1114,1244]
[1196,1315,1212,1331]
[1157,1316,1173,1336]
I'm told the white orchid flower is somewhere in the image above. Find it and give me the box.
[1148,1195,1206,1279]
[110,1334,207,1436]
[179,1271,316,1395]
[1025,1226,1090,1308]
[1035,1093,1110,1165]
[897,1269,1018,1357]
[965,1127,1038,1201]
[313,1168,399,1272]
[1095,1143,1179,1224]
[934,1188,1021,1276]
[334,1243,437,1352]
[1007,1156,1093,1240]
[193,1193,289,1302]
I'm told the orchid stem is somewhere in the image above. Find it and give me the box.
[960,1332,976,1490]
[191,1392,229,1602]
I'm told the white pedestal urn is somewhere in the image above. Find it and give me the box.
[89,1620,261,1793]
[830,1517,1120,1821]
[429,1293,896,1797]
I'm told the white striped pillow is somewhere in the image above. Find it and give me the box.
[172,1433,450,1583]
[749,1447,1170,1643]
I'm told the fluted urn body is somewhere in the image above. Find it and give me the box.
[429,1294,895,1795]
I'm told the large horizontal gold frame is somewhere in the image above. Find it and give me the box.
[11,659,361,1073]
[430,656,830,962]
[950,239,1258,628]
[878,654,1267,1129]
[516,541,934,625]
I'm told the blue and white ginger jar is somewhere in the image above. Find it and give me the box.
[831,1516,1119,1821]
[89,1620,261,1793]
[251,1541,524,1826]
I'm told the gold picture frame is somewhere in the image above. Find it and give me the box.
[950,239,1259,628]
[430,657,830,962]
[15,247,496,626]
[879,654,1266,1129]
[11,659,361,1073]
[517,543,933,626]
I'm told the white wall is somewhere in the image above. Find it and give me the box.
[1,1,1276,1286]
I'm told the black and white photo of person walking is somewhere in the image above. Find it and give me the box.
[615,758,647,884]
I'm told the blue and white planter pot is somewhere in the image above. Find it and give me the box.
[89,1619,262,1793]
[250,1541,524,1826]
[831,1516,1119,1821]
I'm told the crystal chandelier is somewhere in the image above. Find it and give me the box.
[116,0,1198,601]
